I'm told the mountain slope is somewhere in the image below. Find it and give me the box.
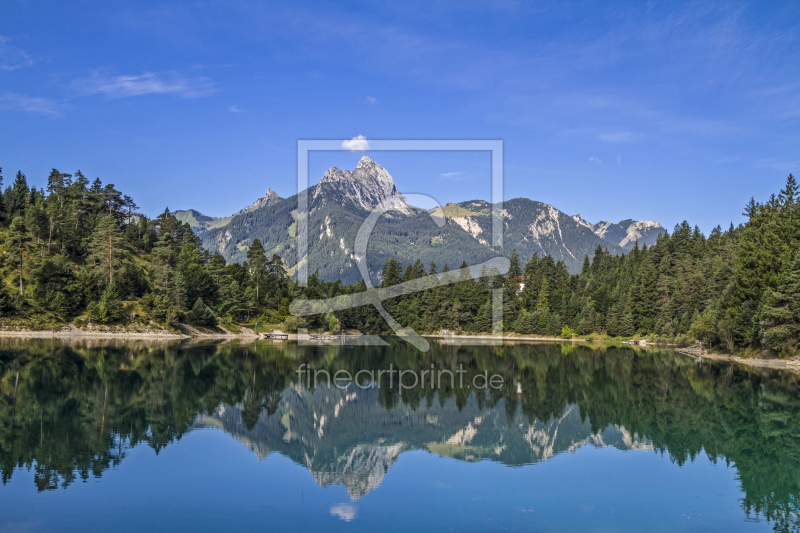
[174,189,283,231]
[183,157,659,281]
[194,157,502,283]
[442,199,625,266]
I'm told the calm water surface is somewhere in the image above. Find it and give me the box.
[1,338,798,532]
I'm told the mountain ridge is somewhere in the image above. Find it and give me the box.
[178,158,665,281]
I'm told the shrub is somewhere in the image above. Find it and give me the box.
[326,311,341,334]
[88,284,123,324]
[189,297,217,326]
[283,315,306,333]
[560,325,576,339]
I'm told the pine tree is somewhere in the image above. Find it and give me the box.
[536,278,550,311]
[759,250,800,355]
[7,172,30,219]
[0,167,5,221]
[247,238,267,300]
[6,216,32,296]
[380,257,403,287]
[89,214,125,284]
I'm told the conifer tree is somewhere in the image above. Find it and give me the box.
[89,214,125,284]
[6,216,32,296]
[759,250,800,355]
[247,238,267,300]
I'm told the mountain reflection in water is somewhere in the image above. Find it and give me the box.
[1,337,799,530]
[196,390,652,500]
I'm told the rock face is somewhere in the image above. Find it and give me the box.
[234,188,282,217]
[177,158,666,280]
[313,156,409,214]
[572,214,665,250]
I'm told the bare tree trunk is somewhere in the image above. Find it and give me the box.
[19,252,23,296]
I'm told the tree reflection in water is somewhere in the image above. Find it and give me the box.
[0,337,798,531]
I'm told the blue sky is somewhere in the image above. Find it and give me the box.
[1,1,798,233]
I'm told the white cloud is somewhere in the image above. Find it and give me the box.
[617,155,621,165]
[589,156,602,165]
[0,36,35,71]
[330,504,357,522]
[365,96,377,104]
[71,71,216,99]
[0,93,61,117]
[229,104,243,113]
[439,171,473,181]
[599,132,633,143]
[342,135,370,151]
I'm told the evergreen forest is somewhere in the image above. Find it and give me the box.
[0,166,797,357]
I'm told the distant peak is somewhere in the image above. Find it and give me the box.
[356,155,376,170]
[315,157,409,213]
[571,214,594,230]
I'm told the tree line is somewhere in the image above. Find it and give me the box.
[320,174,800,356]
[0,167,292,329]
[0,166,797,355]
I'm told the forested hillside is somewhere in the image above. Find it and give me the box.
[299,174,800,357]
[0,164,797,357]
[0,167,294,331]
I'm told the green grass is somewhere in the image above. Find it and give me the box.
[173,210,234,230]
[440,204,479,217]
[241,322,282,334]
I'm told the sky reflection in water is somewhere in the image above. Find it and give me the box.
[0,338,796,532]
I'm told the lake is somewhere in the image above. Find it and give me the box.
[0,337,798,532]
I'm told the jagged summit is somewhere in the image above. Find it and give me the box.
[315,156,409,213]
[571,214,665,250]
[181,158,666,280]
[572,214,593,230]
[233,188,282,217]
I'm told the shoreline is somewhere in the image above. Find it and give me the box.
[687,350,800,373]
[0,323,257,340]
[1,328,797,373]
[422,333,585,342]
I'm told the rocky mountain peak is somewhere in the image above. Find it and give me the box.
[315,157,409,213]
[233,188,283,217]
[570,214,665,250]
[571,214,593,230]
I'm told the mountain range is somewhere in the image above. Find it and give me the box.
[174,157,665,283]
[194,384,652,501]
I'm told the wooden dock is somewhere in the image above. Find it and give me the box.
[260,333,289,340]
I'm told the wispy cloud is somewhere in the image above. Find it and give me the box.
[589,156,602,165]
[599,132,633,143]
[365,96,377,104]
[342,135,370,151]
[0,93,61,117]
[617,155,621,165]
[0,35,35,71]
[229,104,243,113]
[439,171,475,182]
[71,70,216,99]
